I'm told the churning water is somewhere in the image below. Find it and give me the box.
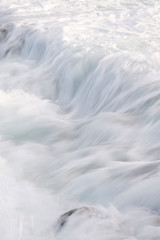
[0,0,160,239]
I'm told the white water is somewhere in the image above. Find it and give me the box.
[0,0,160,239]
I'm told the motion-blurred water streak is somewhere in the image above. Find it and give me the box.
[0,0,160,239]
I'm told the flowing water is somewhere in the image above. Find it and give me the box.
[0,0,160,239]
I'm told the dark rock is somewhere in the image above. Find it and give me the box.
[0,23,13,42]
[55,206,95,232]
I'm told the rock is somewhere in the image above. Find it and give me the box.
[0,23,13,41]
[55,206,98,232]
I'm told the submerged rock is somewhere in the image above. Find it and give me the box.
[0,23,13,41]
[55,206,102,232]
